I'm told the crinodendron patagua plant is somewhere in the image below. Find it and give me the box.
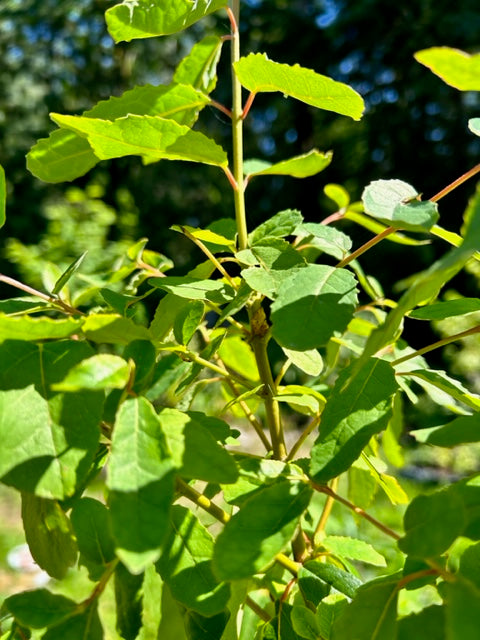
[1,2,480,639]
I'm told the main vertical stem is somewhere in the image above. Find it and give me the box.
[230,0,248,250]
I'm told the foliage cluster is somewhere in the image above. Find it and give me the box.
[1,2,480,639]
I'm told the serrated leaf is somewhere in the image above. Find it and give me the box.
[51,113,228,167]
[282,348,324,376]
[114,563,144,640]
[296,223,352,260]
[362,179,439,232]
[331,575,399,640]
[158,407,238,483]
[21,493,77,579]
[409,297,480,320]
[0,313,83,342]
[82,313,150,344]
[3,589,78,628]
[470,118,480,137]
[157,505,230,615]
[415,47,480,91]
[303,561,362,599]
[28,83,209,183]
[150,276,235,303]
[298,565,332,607]
[249,209,304,245]
[70,498,115,580]
[310,358,397,483]
[52,354,130,391]
[234,53,364,120]
[271,264,358,351]
[322,536,386,567]
[51,252,87,295]
[0,340,102,499]
[399,488,465,558]
[0,164,5,228]
[344,208,428,245]
[245,149,332,179]
[213,478,312,580]
[174,35,223,94]
[106,0,228,42]
[107,397,176,573]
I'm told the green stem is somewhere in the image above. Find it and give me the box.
[391,324,480,367]
[229,2,248,250]
[286,414,321,462]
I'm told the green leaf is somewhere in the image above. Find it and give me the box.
[0,340,102,499]
[28,83,209,183]
[184,610,230,640]
[174,35,223,94]
[397,605,445,640]
[158,407,238,483]
[271,264,358,351]
[217,334,259,382]
[282,348,324,377]
[291,605,321,640]
[403,369,480,412]
[322,536,386,567]
[444,578,480,640]
[107,397,176,573]
[123,339,157,393]
[114,563,144,640]
[3,589,77,628]
[331,575,399,640]
[150,276,235,303]
[106,0,228,42]
[470,118,480,137]
[324,183,350,209]
[244,149,332,179]
[82,313,151,344]
[298,565,332,607]
[296,223,352,260]
[310,358,397,483]
[317,594,348,640]
[234,54,364,120]
[419,414,480,447]
[414,47,480,91]
[249,209,303,244]
[362,179,439,232]
[52,354,130,391]
[174,300,205,345]
[51,252,87,295]
[157,505,230,615]
[0,313,83,342]
[70,498,115,580]
[51,113,228,167]
[409,297,480,320]
[21,493,77,580]
[172,224,236,251]
[0,164,5,228]
[42,602,103,640]
[303,561,362,599]
[213,478,312,580]
[399,487,466,558]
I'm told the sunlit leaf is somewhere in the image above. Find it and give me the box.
[249,209,303,244]
[174,35,223,94]
[409,297,480,320]
[0,313,83,342]
[470,118,480,137]
[322,536,386,567]
[303,561,362,599]
[70,498,115,580]
[106,0,228,42]
[415,47,480,91]
[234,53,365,120]
[244,149,332,179]
[52,354,130,391]
[51,252,87,295]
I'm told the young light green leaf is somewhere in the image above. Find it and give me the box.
[271,264,358,351]
[217,334,259,382]
[0,313,83,342]
[324,183,350,209]
[403,369,480,412]
[28,83,209,183]
[158,408,238,483]
[245,149,332,179]
[317,594,348,640]
[409,297,480,320]
[172,224,236,250]
[322,536,386,567]
[107,397,176,573]
[123,339,157,393]
[234,54,364,120]
[414,47,480,91]
[106,0,228,42]
[52,354,130,391]
[291,605,321,640]
[469,118,480,137]
[213,478,312,580]
[21,493,77,580]
[362,179,439,232]
[399,488,466,558]
[296,223,353,260]
[150,276,235,303]
[0,164,5,228]
[114,563,144,640]
[51,113,228,167]
[0,340,102,499]
[3,589,78,628]
[282,347,324,376]
[310,358,397,483]
[303,561,362,599]
[51,252,87,295]
[331,575,400,640]
[173,300,205,345]
[82,313,151,344]
[70,498,115,580]
[249,209,303,244]
[174,35,223,94]
[157,505,230,615]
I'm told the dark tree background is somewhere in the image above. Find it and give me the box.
[1,0,480,288]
